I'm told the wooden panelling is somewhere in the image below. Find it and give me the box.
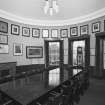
[0,62,16,77]
[16,64,45,73]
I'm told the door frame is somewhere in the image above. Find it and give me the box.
[44,40,64,87]
[44,40,64,67]
[68,35,90,76]
[95,32,105,78]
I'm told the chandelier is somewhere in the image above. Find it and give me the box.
[44,0,59,16]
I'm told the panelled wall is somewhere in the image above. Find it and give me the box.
[0,15,105,67]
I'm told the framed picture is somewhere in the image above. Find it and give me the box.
[92,21,100,33]
[11,24,20,35]
[0,34,8,44]
[0,21,8,33]
[13,43,23,56]
[51,29,58,38]
[32,28,40,38]
[80,25,88,35]
[42,29,49,38]
[70,27,78,36]
[0,44,8,54]
[60,29,68,38]
[26,46,43,58]
[22,27,30,37]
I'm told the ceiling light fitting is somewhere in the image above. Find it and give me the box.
[44,0,59,16]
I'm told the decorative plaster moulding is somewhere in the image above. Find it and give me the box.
[0,8,105,26]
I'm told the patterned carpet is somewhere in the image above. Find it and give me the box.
[75,78,105,105]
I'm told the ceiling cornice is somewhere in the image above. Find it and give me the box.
[0,8,105,26]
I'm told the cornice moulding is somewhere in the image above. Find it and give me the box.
[0,8,105,26]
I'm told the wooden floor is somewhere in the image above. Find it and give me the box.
[0,75,50,105]
[75,78,105,105]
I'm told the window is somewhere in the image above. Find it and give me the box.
[49,42,60,66]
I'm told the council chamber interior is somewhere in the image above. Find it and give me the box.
[0,0,105,105]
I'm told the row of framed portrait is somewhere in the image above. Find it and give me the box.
[0,21,40,37]
[70,21,101,36]
[0,20,101,38]
[0,32,43,58]
[0,43,43,58]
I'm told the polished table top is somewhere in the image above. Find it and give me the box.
[0,74,51,105]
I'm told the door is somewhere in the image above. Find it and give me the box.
[45,40,64,87]
[96,32,105,78]
[68,36,90,76]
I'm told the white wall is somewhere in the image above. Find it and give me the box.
[0,15,105,66]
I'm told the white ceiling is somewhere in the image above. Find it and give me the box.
[0,0,105,21]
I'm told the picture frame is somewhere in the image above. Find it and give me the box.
[92,21,100,33]
[32,28,40,38]
[22,27,30,37]
[42,29,49,38]
[60,29,68,38]
[0,44,8,54]
[51,29,58,38]
[70,27,78,36]
[11,24,20,35]
[80,25,88,35]
[26,46,43,58]
[13,43,23,56]
[0,34,8,44]
[0,21,8,33]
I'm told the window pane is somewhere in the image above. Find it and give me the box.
[49,42,60,66]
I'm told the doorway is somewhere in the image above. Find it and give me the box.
[96,32,105,78]
[68,36,90,76]
[44,40,64,87]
